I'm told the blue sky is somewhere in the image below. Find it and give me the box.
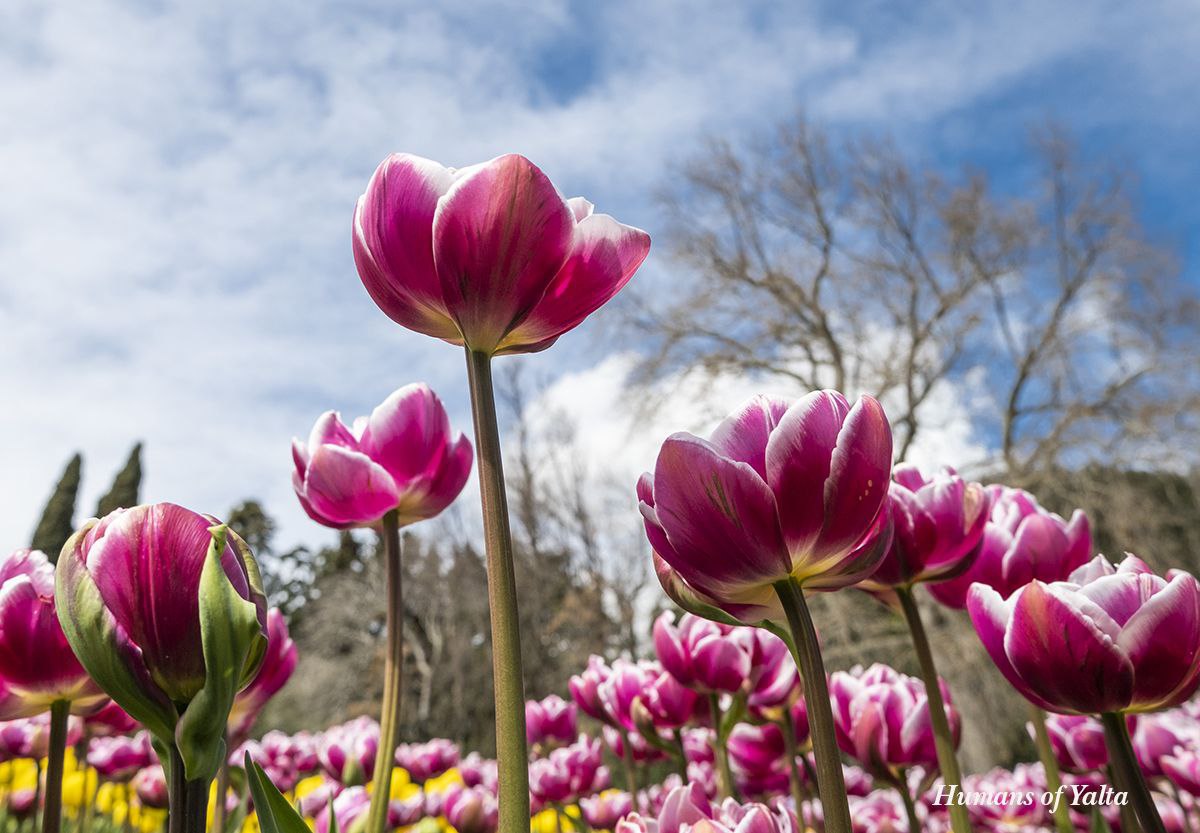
[1,0,1196,552]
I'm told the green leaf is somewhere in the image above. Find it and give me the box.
[176,525,267,782]
[55,521,178,742]
[244,754,312,833]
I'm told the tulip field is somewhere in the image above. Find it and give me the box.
[1,149,1198,833]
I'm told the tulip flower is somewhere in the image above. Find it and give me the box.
[0,549,106,720]
[958,764,1050,833]
[1134,711,1200,777]
[1039,714,1110,773]
[293,384,470,833]
[969,554,1200,833]
[442,784,499,833]
[319,716,380,786]
[395,738,459,782]
[1164,749,1200,797]
[653,614,751,693]
[830,663,960,831]
[525,695,578,750]
[640,391,893,833]
[85,702,139,736]
[642,671,704,730]
[569,656,613,724]
[87,732,155,782]
[927,485,1092,610]
[132,766,168,810]
[580,790,635,830]
[354,151,650,833]
[55,504,267,833]
[314,785,371,833]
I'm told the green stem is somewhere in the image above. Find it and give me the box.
[182,778,208,833]
[166,746,186,833]
[621,740,641,813]
[897,774,922,833]
[780,712,806,817]
[707,693,738,801]
[1028,704,1074,833]
[772,578,850,833]
[464,349,530,833]
[1102,712,1166,833]
[365,510,403,833]
[41,701,70,833]
[895,587,971,833]
[212,745,229,833]
[673,730,688,780]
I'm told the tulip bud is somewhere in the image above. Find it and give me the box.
[56,504,268,782]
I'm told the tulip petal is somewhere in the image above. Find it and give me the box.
[1005,581,1134,714]
[499,211,650,353]
[403,432,473,523]
[358,384,451,488]
[709,395,791,481]
[818,395,893,555]
[966,584,1058,712]
[1117,572,1200,710]
[652,433,789,593]
[302,445,402,527]
[0,577,96,703]
[432,154,574,353]
[353,154,459,341]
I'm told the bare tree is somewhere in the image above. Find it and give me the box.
[632,115,1200,472]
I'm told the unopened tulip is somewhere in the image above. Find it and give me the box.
[1039,714,1110,773]
[292,384,472,529]
[858,465,988,595]
[442,784,499,833]
[639,392,893,624]
[928,485,1091,609]
[580,790,634,829]
[228,608,297,741]
[353,153,650,356]
[569,656,613,724]
[968,554,1200,715]
[525,695,578,749]
[319,716,379,785]
[56,503,268,784]
[0,549,105,719]
[830,664,959,786]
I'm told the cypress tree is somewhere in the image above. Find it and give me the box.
[96,442,143,516]
[31,453,83,562]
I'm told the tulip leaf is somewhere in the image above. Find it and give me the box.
[176,525,268,782]
[54,522,179,742]
[244,753,311,833]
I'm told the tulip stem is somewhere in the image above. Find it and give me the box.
[1101,712,1166,833]
[707,692,739,800]
[897,775,921,833]
[41,700,69,833]
[212,741,230,833]
[366,509,404,833]
[464,348,531,833]
[1027,705,1074,833]
[673,730,688,779]
[621,740,642,813]
[895,587,971,833]
[773,577,851,833]
[780,712,806,817]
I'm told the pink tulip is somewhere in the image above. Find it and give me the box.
[643,671,704,729]
[580,790,635,829]
[653,613,752,693]
[927,485,1091,609]
[968,554,1200,714]
[353,153,650,356]
[442,784,499,833]
[1164,749,1200,797]
[133,765,169,809]
[314,785,371,833]
[598,659,661,731]
[228,609,297,741]
[396,738,459,781]
[56,503,268,782]
[6,788,36,819]
[85,701,139,736]
[830,664,959,786]
[858,465,988,595]
[525,694,578,748]
[639,392,893,624]
[1038,713,1112,773]
[847,790,913,833]
[297,776,343,818]
[458,751,498,791]
[727,724,788,781]
[569,655,613,724]
[0,548,106,718]
[319,716,380,785]
[958,764,1049,831]
[1134,711,1200,777]
[292,384,472,530]
[87,731,155,781]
